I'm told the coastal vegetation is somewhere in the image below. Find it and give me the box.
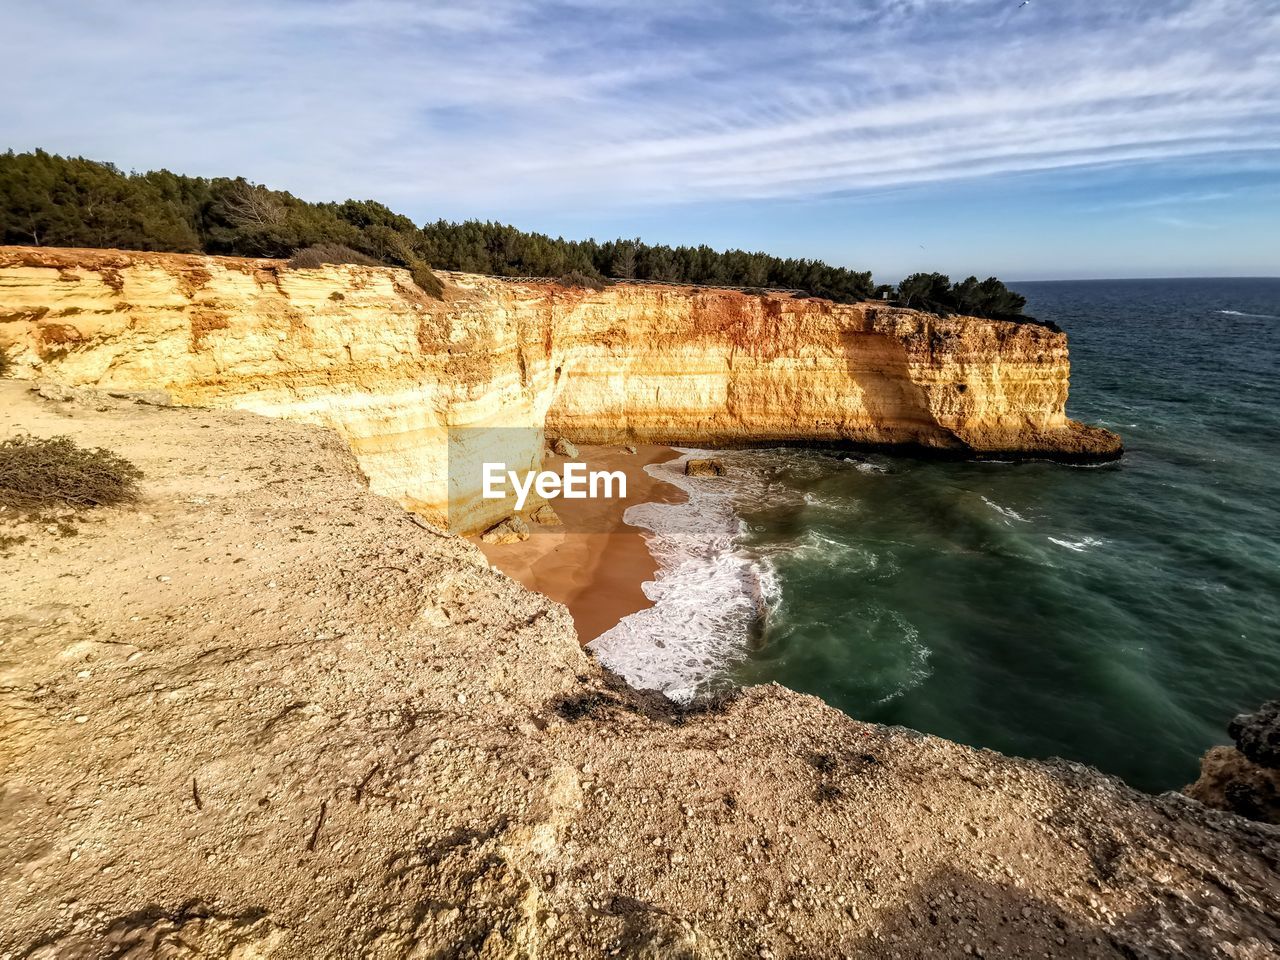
[0,149,1025,316]
[0,434,143,512]
[897,272,1028,318]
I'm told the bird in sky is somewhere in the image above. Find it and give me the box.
[1018,0,1031,7]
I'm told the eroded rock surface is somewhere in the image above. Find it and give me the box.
[1232,701,1280,769]
[1185,745,1280,825]
[0,383,1272,960]
[1186,701,1280,825]
[685,457,727,478]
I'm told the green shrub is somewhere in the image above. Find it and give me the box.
[410,261,445,299]
[0,435,143,511]
[893,273,1028,319]
[287,243,380,269]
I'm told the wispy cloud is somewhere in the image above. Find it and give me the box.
[1,0,1277,218]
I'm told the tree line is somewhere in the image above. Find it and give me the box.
[0,149,1027,317]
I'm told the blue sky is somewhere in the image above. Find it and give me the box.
[2,0,1278,280]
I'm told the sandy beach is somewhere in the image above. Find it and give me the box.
[475,444,685,644]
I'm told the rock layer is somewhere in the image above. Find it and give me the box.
[0,246,1121,532]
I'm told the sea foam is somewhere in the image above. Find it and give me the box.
[588,450,781,702]
[1217,309,1280,319]
[1047,535,1107,553]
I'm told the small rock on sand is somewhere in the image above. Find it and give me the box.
[107,389,173,407]
[481,516,530,544]
[531,505,562,526]
[34,381,79,403]
[552,438,579,458]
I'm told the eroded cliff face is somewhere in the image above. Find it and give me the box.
[0,246,1120,531]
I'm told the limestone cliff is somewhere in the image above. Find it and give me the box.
[0,246,1121,532]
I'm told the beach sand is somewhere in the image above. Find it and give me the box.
[475,444,684,645]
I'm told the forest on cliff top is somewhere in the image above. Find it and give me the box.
[0,149,1026,317]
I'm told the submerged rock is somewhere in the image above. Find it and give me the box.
[480,515,530,544]
[685,457,726,477]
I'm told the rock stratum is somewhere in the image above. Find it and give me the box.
[0,246,1120,533]
[1,381,1276,959]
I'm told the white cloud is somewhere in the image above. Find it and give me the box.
[1,0,1277,215]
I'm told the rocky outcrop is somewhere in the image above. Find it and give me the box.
[0,246,1121,533]
[1185,746,1280,825]
[685,457,727,477]
[1231,701,1280,769]
[1186,701,1280,824]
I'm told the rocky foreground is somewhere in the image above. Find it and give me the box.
[0,381,1275,960]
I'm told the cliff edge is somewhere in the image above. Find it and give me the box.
[0,382,1271,960]
[0,246,1121,533]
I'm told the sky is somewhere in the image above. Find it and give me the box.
[2,0,1279,281]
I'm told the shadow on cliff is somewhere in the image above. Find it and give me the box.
[844,869,1124,959]
[839,323,969,456]
[847,862,1277,959]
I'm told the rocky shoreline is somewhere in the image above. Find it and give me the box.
[1,380,1274,960]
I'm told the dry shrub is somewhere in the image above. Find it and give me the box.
[286,244,380,270]
[558,270,607,292]
[0,435,143,511]
[0,347,12,378]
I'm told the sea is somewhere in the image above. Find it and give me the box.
[589,278,1280,794]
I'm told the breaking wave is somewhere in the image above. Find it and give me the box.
[588,450,780,703]
[1217,309,1279,319]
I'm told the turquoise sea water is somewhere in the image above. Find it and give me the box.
[593,278,1280,793]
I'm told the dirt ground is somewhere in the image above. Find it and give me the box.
[1,380,1277,960]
